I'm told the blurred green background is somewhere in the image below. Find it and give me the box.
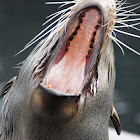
[0,0,140,135]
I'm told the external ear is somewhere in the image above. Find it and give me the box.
[0,76,17,97]
[110,104,121,135]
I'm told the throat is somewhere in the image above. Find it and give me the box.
[46,8,102,94]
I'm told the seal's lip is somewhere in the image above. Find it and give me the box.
[40,6,104,96]
[40,83,79,97]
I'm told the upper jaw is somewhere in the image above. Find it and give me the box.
[40,6,105,97]
[72,0,116,25]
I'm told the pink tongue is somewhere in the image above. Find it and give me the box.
[47,8,101,94]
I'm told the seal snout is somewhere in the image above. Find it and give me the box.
[43,7,103,96]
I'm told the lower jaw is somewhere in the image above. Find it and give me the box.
[43,7,102,95]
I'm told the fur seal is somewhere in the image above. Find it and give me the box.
[1,0,140,139]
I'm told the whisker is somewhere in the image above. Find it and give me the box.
[118,18,140,22]
[109,34,125,55]
[116,9,135,14]
[45,8,70,19]
[117,13,140,16]
[127,25,140,32]
[29,19,68,46]
[116,0,125,4]
[116,0,127,9]
[43,11,70,26]
[116,0,126,6]
[13,66,21,69]
[58,2,75,9]
[109,27,116,37]
[14,24,58,56]
[115,20,130,28]
[27,12,68,44]
[16,60,26,66]
[102,21,110,27]
[15,0,140,58]
[116,16,130,20]
[114,23,140,32]
[111,35,140,55]
[46,6,73,19]
[117,3,140,10]
[15,2,76,56]
[45,1,76,5]
[117,5,140,15]
[114,28,140,39]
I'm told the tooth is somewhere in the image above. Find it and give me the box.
[48,83,52,88]
[65,89,70,93]
[46,78,52,88]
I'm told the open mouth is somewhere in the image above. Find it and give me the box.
[41,7,104,96]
